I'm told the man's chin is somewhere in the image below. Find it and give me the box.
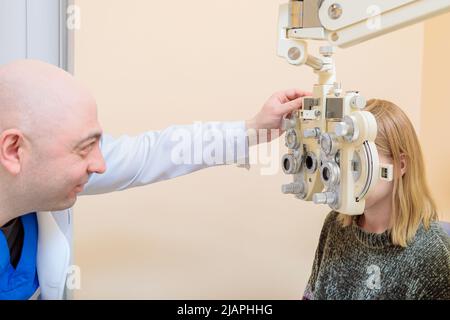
[49,195,78,212]
[65,194,78,208]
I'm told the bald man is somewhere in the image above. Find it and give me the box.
[0,59,308,300]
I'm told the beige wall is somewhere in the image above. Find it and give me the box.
[72,0,425,299]
[421,12,450,222]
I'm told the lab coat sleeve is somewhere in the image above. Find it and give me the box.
[81,121,249,195]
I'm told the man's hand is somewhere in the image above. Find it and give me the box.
[245,89,311,143]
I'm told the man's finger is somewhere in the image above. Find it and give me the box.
[276,97,303,115]
[285,88,312,101]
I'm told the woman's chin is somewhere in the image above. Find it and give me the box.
[364,197,375,210]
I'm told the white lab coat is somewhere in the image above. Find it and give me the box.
[35,121,248,300]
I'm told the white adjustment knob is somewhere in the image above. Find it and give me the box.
[335,122,350,137]
[335,115,357,142]
[282,182,304,195]
[313,192,337,205]
[303,128,320,138]
[350,96,366,109]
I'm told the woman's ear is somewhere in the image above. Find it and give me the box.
[0,129,24,175]
[399,153,407,177]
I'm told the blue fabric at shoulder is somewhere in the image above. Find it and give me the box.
[0,213,39,300]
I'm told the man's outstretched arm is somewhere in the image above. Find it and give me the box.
[81,89,309,195]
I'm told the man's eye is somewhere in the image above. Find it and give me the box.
[80,142,95,155]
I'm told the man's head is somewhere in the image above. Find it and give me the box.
[0,59,106,216]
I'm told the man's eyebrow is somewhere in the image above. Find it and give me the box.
[74,132,103,149]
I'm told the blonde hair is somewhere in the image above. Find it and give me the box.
[337,99,438,247]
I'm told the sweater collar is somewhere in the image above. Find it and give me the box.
[351,216,393,248]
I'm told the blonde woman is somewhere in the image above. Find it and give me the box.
[303,99,450,300]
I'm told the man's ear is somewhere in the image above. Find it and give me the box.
[0,129,25,175]
[399,153,407,177]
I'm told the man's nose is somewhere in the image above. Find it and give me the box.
[88,146,106,174]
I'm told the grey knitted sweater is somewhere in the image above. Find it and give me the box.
[304,211,450,300]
